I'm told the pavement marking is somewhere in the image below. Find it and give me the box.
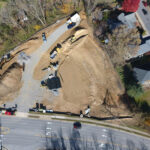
[46,132,51,136]
[102,129,107,132]
[46,128,51,130]
[102,134,107,137]
[47,122,51,124]
[0,127,10,135]
[99,143,105,147]
[35,134,131,149]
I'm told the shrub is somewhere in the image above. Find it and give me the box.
[117,65,143,99]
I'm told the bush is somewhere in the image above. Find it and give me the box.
[117,65,143,99]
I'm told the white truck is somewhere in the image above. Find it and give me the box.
[66,13,81,29]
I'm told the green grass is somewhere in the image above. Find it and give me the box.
[137,90,150,105]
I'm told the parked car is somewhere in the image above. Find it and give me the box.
[5,108,16,115]
[73,122,82,129]
[42,32,47,42]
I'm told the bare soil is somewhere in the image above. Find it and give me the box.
[38,15,129,118]
[0,63,22,105]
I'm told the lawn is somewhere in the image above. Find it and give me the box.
[137,90,150,106]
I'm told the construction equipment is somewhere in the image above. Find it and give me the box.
[66,12,80,29]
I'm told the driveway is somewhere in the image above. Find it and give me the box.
[6,23,68,112]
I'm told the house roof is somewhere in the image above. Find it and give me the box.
[117,13,137,29]
[134,67,150,83]
[136,39,150,56]
[136,0,150,36]
[122,0,140,12]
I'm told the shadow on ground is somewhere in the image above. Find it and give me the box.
[42,123,149,150]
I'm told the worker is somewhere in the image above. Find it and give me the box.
[71,35,76,43]
[56,47,60,53]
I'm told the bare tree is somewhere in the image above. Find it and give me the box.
[104,25,141,67]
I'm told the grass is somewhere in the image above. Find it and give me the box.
[137,90,150,105]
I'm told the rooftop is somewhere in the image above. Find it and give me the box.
[117,13,137,29]
[136,0,150,37]
[134,67,150,84]
[136,39,150,57]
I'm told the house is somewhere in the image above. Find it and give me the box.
[117,12,150,58]
[134,67,150,87]
[133,55,150,87]
[117,13,137,29]
[136,0,150,37]
[121,0,150,37]
[122,0,140,12]
[136,39,150,57]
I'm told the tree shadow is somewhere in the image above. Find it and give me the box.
[126,140,136,150]
[42,125,149,150]
[69,129,81,150]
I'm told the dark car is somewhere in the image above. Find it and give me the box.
[73,122,82,129]
[42,32,47,42]
[67,22,76,29]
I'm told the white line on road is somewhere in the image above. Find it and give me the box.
[102,129,107,132]
[102,135,107,137]
[99,143,105,147]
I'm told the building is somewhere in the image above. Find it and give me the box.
[122,0,140,12]
[136,0,150,37]
[134,67,150,87]
[117,13,137,29]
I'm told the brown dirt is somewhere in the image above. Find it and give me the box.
[0,63,22,105]
[33,11,90,80]
[39,17,129,118]
[50,35,126,116]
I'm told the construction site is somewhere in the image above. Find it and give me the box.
[0,11,133,122]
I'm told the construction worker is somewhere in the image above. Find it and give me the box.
[56,47,60,54]
[71,35,76,43]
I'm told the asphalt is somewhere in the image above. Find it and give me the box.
[6,23,68,112]
[0,116,150,150]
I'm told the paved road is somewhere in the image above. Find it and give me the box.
[0,116,150,150]
[6,23,68,112]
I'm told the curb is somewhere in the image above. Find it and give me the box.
[12,112,150,138]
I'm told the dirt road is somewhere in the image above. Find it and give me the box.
[6,23,68,112]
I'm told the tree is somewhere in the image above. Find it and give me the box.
[104,25,141,67]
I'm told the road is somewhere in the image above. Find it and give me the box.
[6,23,68,112]
[0,116,150,150]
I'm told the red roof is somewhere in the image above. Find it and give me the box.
[122,0,140,12]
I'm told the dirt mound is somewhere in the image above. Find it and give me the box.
[50,33,126,117]
[0,63,22,104]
